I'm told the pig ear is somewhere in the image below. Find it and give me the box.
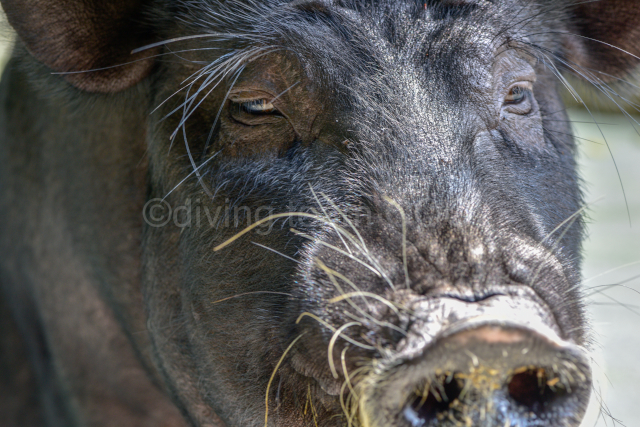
[566,1,640,79]
[0,0,157,92]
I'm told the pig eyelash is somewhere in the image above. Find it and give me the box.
[158,44,287,198]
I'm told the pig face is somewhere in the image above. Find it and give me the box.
[2,0,639,426]
[143,2,593,426]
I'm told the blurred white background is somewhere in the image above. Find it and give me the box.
[572,108,640,427]
[0,16,638,427]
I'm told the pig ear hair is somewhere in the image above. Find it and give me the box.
[1,0,157,93]
[565,0,640,80]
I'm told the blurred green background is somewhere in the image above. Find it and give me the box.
[0,17,638,427]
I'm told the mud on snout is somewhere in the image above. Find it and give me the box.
[290,282,592,427]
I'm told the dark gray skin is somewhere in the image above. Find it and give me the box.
[1,1,639,426]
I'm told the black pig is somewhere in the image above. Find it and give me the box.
[1,1,638,426]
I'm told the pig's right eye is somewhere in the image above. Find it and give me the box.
[229,97,284,125]
[239,99,277,115]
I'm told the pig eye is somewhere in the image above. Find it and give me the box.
[238,99,278,115]
[229,96,284,125]
[504,85,529,104]
[503,83,534,115]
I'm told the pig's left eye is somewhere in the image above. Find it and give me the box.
[505,85,530,105]
[503,83,534,115]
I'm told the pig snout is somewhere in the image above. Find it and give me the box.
[356,294,591,427]
[284,210,593,426]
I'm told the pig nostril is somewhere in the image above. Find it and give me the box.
[403,374,464,426]
[508,367,568,413]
